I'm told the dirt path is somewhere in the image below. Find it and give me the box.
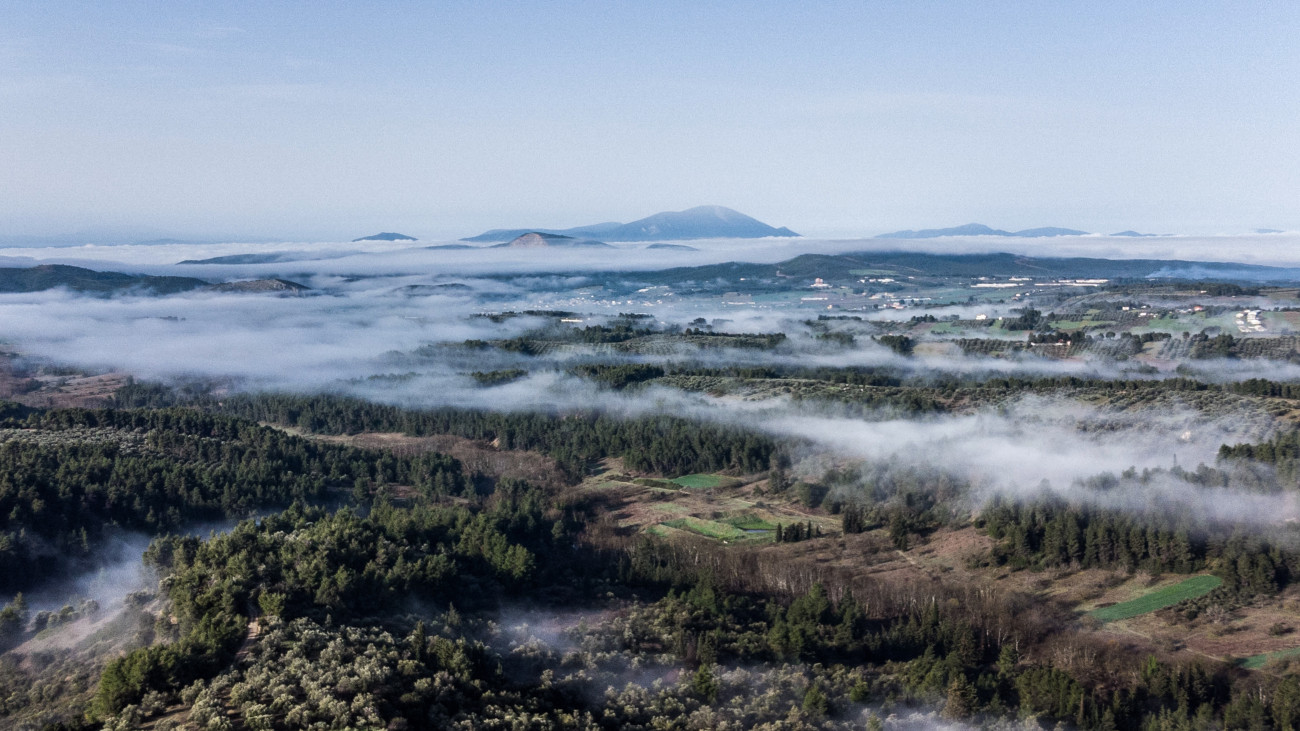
[893,549,922,568]
[235,617,262,663]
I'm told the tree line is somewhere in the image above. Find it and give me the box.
[0,406,469,593]
[110,389,779,481]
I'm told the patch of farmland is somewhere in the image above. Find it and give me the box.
[1087,575,1222,622]
[660,517,749,542]
[725,514,778,531]
[1239,646,1300,670]
[671,473,742,489]
[648,501,690,514]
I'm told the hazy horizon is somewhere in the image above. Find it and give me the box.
[0,213,1296,249]
[2,2,1297,241]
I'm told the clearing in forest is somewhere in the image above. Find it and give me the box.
[1087,575,1222,622]
[660,517,749,541]
[1239,646,1300,670]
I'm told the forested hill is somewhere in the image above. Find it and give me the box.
[112,387,780,480]
[6,390,1300,728]
[578,251,1300,290]
[0,264,207,294]
[0,393,779,594]
[0,406,469,593]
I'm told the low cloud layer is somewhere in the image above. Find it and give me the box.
[8,232,1300,279]
[2,238,1298,532]
[772,395,1293,526]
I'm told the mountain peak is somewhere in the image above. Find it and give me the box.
[207,278,310,294]
[491,232,612,249]
[353,232,417,242]
[463,206,798,242]
[612,206,798,241]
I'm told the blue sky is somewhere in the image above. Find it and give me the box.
[1,1,1296,240]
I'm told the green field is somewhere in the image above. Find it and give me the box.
[1088,575,1222,622]
[672,474,740,489]
[633,477,681,489]
[925,322,970,335]
[647,502,688,513]
[1239,646,1300,670]
[661,517,748,541]
[725,514,778,531]
[1140,315,1198,332]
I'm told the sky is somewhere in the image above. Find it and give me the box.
[1,1,1297,242]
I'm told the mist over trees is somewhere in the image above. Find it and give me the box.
[7,263,1300,729]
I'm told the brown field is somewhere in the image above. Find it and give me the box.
[637,504,1300,670]
[0,355,126,408]
[311,432,569,491]
[1128,587,1300,661]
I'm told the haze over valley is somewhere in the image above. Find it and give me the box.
[3,3,1300,730]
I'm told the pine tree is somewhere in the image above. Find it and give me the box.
[942,675,976,719]
[802,684,829,717]
[692,664,719,703]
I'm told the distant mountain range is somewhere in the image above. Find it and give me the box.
[490,232,612,249]
[0,264,309,296]
[0,265,206,295]
[461,222,620,243]
[179,253,290,265]
[876,223,1090,239]
[463,205,798,242]
[646,243,699,251]
[598,251,1300,290]
[207,278,309,294]
[353,232,417,242]
[177,252,358,265]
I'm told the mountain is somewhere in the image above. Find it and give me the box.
[877,223,1011,238]
[462,223,621,243]
[602,205,799,241]
[1256,229,1285,234]
[1111,230,1158,237]
[206,278,310,294]
[398,283,474,295]
[353,232,417,242]
[0,264,207,295]
[1011,227,1090,237]
[178,251,359,265]
[646,243,699,251]
[179,253,289,265]
[463,206,798,242]
[877,223,1090,239]
[490,232,612,249]
[424,244,476,250]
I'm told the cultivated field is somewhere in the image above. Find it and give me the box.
[1088,575,1222,622]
